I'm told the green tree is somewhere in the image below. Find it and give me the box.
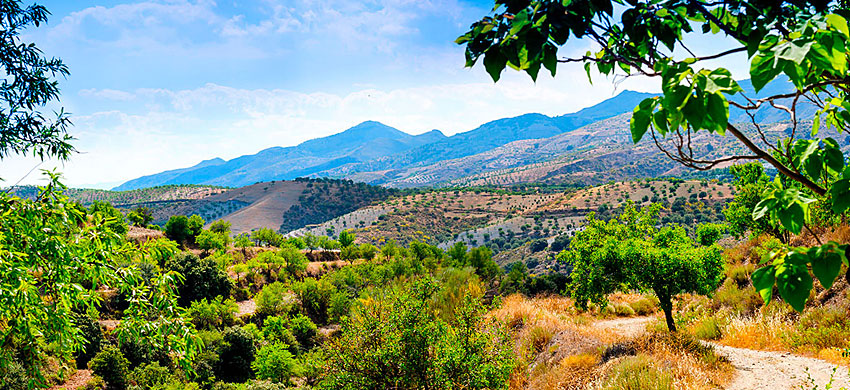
[723,163,785,240]
[252,343,298,384]
[458,0,850,311]
[89,201,128,235]
[320,278,512,389]
[127,206,153,228]
[447,242,468,267]
[196,230,226,254]
[209,220,232,235]
[381,240,398,261]
[165,215,192,245]
[558,204,723,331]
[252,228,283,247]
[338,230,356,248]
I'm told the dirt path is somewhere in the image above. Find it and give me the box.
[592,316,850,390]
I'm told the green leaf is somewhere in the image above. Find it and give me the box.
[826,14,850,37]
[776,39,814,64]
[751,265,775,304]
[750,52,781,92]
[630,98,655,143]
[752,198,775,221]
[509,9,531,36]
[811,248,842,289]
[705,92,729,134]
[828,179,850,214]
[483,49,507,82]
[777,202,805,235]
[775,263,813,312]
[704,69,742,94]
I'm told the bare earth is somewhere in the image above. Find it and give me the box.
[592,317,850,390]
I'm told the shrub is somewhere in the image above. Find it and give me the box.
[89,201,128,235]
[696,223,725,246]
[89,347,130,390]
[197,230,227,253]
[252,343,298,384]
[73,312,104,369]
[614,303,636,317]
[629,297,657,315]
[166,252,233,306]
[128,361,171,390]
[255,282,295,318]
[289,315,319,352]
[0,359,28,390]
[291,279,335,325]
[216,326,258,383]
[600,354,673,390]
[188,297,239,330]
[715,282,762,315]
[359,243,378,261]
[785,306,850,352]
[262,316,299,354]
[726,263,755,288]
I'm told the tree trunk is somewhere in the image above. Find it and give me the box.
[658,293,676,332]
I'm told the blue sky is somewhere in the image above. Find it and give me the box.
[2,0,746,188]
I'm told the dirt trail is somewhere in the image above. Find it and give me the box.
[592,316,850,390]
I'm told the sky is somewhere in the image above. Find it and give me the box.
[1,0,748,189]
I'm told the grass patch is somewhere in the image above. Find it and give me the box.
[600,354,674,390]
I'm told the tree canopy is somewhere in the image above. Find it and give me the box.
[458,0,850,311]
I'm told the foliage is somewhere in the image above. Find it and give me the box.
[90,201,129,235]
[89,347,130,390]
[165,215,204,245]
[166,252,233,306]
[72,313,105,369]
[288,315,318,352]
[359,243,378,261]
[252,228,283,247]
[457,0,850,312]
[0,0,72,161]
[216,326,259,383]
[338,230,355,248]
[188,297,239,331]
[252,343,298,384]
[559,204,724,331]
[723,164,784,240]
[319,278,513,389]
[197,230,227,253]
[128,361,172,390]
[255,282,295,318]
[695,223,726,246]
[210,220,232,235]
[261,317,299,354]
[127,207,154,228]
[600,354,673,390]
[0,174,197,384]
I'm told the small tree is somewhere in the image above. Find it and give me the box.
[338,230,356,248]
[127,207,153,228]
[196,230,226,254]
[89,201,128,235]
[559,204,723,331]
[209,220,232,235]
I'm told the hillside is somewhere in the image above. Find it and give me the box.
[289,179,734,268]
[114,121,446,190]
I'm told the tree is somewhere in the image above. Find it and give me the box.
[320,278,512,389]
[0,1,72,161]
[252,228,283,247]
[381,240,398,261]
[458,0,850,311]
[252,343,297,384]
[89,201,128,235]
[127,207,153,228]
[447,242,468,267]
[723,163,786,240]
[558,204,723,331]
[209,220,232,235]
[165,215,191,244]
[338,230,356,248]
[196,230,226,254]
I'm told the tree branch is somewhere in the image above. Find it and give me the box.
[725,123,826,195]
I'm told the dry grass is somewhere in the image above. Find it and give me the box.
[492,295,731,390]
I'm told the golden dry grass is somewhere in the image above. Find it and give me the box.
[492,295,732,390]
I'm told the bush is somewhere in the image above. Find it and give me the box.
[216,326,258,383]
[89,347,130,390]
[629,297,657,315]
[128,361,171,389]
[197,230,227,253]
[726,263,755,288]
[252,343,298,384]
[291,279,335,325]
[289,315,319,351]
[600,354,673,390]
[714,282,761,315]
[785,306,850,352]
[262,316,299,354]
[614,303,636,317]
[89,201,128,235]
[166,252,233,306]
[255,282,295,318]
[188,297,239,330]
[0,359,28,390]
[73,312,104,369]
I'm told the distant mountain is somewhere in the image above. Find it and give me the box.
[114,121,446,190]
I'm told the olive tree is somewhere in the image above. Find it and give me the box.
[459,0,850,311]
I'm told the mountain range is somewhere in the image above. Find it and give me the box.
[115,78,807,191]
